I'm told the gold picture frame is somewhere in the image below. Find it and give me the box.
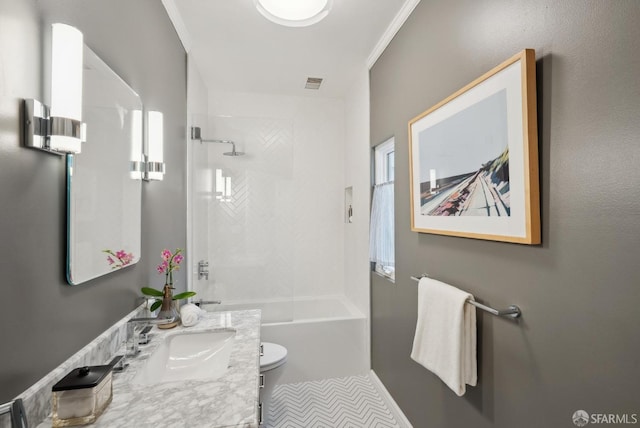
[408,49,540,244]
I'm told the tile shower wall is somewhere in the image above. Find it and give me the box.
[193,92,345,303]
[203,115,295,305]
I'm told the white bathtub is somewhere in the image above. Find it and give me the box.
[210,295,369,384]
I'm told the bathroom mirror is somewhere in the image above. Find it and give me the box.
[66,44,142,285]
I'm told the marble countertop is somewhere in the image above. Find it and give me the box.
[36,309,261,428]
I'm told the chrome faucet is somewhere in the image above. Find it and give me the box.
[126,316,176,356]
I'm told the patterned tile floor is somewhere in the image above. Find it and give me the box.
[266,375,402,428]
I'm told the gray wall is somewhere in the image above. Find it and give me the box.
[0,0,186,402]
[370,1,640,426]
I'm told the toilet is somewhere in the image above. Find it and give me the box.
[259,342,287,426]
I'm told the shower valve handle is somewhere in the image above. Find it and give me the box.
[197,260,209,280]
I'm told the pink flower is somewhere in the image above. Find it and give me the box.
[155,248,183,283]
[119,253,133,266]
[104,249,135,269]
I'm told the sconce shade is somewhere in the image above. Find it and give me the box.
[22,23,84,155]
[145,110,165,181]
[50,23,83,153]
[225,176,232,202]
[214,168,233,202]
[130,110,144,179]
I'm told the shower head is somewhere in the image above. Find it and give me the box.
[223,149,245,156]
[190,126,245,156]
[223,140,244,156]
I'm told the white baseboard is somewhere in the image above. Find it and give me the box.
[369,370,413,428]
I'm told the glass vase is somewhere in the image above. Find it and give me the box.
[157,284,179,329]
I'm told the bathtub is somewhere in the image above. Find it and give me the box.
[210,295,369,384]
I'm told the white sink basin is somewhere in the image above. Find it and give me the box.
[132,329,236,385]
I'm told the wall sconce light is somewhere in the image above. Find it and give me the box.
[143,110,165,181]
[215,168,232,202]
[23,23,85,155]
[129,109,144,179]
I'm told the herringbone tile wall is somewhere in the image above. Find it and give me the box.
[268,375,402,428]
[192,96,346,308]
[207,115,296,303]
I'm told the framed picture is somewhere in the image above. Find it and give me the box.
[408,49,540,244]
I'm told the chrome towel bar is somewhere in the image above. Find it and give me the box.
[410,275,521,319]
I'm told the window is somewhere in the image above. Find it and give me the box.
[370,137,395,281]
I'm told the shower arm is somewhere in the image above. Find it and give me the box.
[190,127,238,153]
[190,126,245,157]
[199,138,237,152]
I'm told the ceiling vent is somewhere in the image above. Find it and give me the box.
[305,77,323,90]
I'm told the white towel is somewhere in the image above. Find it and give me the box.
[180,303,204,327]
[410,277,477,396]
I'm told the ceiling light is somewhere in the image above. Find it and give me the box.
[254,0,333,27]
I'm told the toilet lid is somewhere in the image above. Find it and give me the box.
[260,342,287,371]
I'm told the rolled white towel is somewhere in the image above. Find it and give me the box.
[180,303,204,327]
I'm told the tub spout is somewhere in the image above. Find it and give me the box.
[194,299,221,307]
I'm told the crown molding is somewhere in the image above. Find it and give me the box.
[366,0,421,70]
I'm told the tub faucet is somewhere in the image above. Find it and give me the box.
[194,299,221,307]
[126,316,176,357]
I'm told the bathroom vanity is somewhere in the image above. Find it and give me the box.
[33,310,261,428]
